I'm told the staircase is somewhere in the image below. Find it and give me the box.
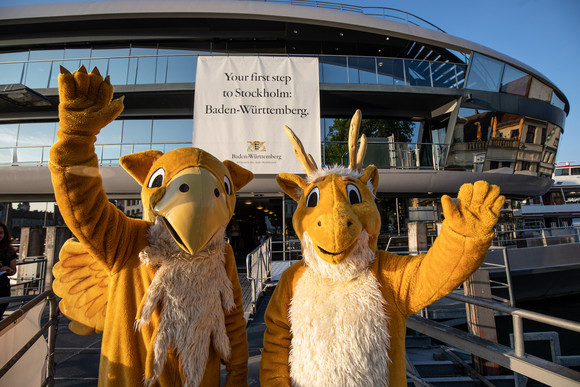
[405,333,515,386]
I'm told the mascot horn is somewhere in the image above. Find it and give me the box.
[50,66,252,386]
[260,109,505,386]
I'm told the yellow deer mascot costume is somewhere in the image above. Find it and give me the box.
[50,66,252,386]
[260,110,505,386]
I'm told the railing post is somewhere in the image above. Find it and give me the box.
[512,314,525,357]
[45,293,58,387]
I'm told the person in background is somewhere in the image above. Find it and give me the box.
[0,222,17,318]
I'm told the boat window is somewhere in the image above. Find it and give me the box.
[571,168,580,175]
[564,190,580,203]
[542,190,564,205]
[555,168,569,176]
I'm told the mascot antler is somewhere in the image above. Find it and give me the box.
[285,109,367,176]
[347,109,367,171]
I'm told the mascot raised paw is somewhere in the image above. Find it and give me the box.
[260,110,504,386]
[50,66,252,387]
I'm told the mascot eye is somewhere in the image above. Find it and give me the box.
[306,186,320,208]
[346,184,361,205]
[224,176,232,195]
[147,168,165,188]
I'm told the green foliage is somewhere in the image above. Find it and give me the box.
[323,118,415,166]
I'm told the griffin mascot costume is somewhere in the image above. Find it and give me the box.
[260,110,505,386]
[50,66,252,386]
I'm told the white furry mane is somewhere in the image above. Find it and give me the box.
[137,218,235,387]
[289,230,390,386]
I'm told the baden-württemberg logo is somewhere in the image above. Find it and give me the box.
[231,140,282,162]
[248,141,266,152]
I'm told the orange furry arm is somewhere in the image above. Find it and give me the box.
[49,66,148,271]
[260,266,297,387]
[382,222,493,316]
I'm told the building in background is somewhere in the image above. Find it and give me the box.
[0,0,570,256]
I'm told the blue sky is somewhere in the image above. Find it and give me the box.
[2,0,579,163]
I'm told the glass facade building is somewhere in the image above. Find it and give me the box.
[0,0,570,244]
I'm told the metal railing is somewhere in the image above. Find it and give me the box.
[244,0,447,32]
[0,291,58,387]
[11,257,48,296]
[245,237,272,319]
[0,142,190,167]
[1,140,451,170]
[410,291,580,386]
[493,226,580,248]
[0,52,466,90]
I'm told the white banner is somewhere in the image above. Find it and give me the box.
[193,56,320,174]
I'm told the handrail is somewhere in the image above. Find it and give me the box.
[245,237,272,319]
[0,291,58,386]
[242,0,447,32]
[408,314,580,386]
[1,141,451,170]
[409,286,580,385]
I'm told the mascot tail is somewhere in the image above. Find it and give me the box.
[52,238,109,335]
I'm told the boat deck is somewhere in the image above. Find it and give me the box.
[51,266,515,386]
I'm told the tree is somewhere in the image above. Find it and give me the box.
[323,118,415,166]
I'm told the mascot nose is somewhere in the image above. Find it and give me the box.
[154,167,230,255]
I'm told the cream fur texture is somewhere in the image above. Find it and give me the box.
[137,218,235,387]
[288,230,390,386]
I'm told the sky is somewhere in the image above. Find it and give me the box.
[2,0,579,163]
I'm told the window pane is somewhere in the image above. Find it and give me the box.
[135,57,156,84]
[96,120,122,144]
[0,51,29,62]
[528,78,552,102]
[432,62,458,88]
[107,57,129,85]
[501,65,530,96]
[100,145,121,164]
[466,53,504,92]
[29,50,64,60]
[89,58,110,75]
[122,120,152,143]
[152,119,192,144]
[0,124,18,147]
[155,56,167,83]
[127,58,138,84]
[377,58,403,85]
[23,61,52,88]
[405,60,431,87]
[16,147,42,164]
[64,48,91,59]
[0,148,13,164]
[17,122,56,146]
[320,56,347,83]
[0,63,25,84]
[349,57,376,84]
[91,47,130,58]
[166,56,196,83]
[130,47,157,56]
[551,93,565,110]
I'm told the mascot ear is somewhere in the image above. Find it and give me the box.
[120,150,164,186]
[223,160,254,192]
[276,172,308,202]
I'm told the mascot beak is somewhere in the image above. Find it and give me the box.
[153,167,231,255]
